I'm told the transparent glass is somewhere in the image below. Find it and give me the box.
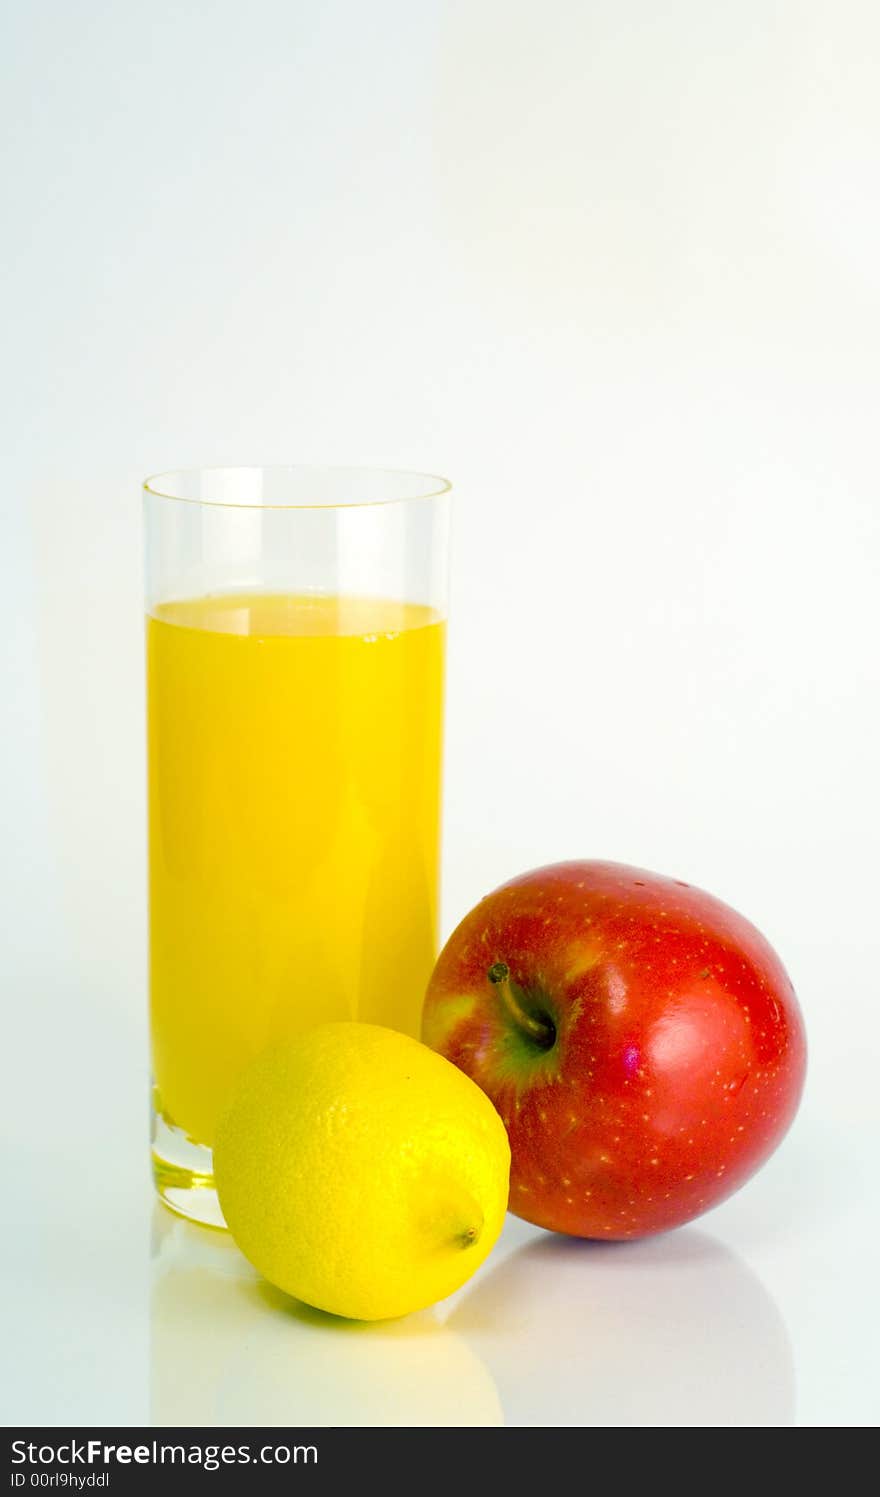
[144,467,451,1226]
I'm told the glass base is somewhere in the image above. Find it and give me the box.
[151,1095,227,1229]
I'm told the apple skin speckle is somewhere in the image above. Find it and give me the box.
[422,859,807,1241]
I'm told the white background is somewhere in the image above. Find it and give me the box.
[3,0,879,1427]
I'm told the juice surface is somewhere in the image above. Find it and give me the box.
[147,593,445,1145]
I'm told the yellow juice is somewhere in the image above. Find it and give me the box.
[147,593,445,1146]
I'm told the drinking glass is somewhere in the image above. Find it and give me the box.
[144,466,450,1225]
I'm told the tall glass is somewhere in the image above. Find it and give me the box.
[144,467,450,1226]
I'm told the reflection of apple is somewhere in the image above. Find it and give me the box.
[150,1210,502,1427]
[447,1228,794,1427]
[424,861,806,1238]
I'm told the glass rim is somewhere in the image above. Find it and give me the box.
[142,464,452,512]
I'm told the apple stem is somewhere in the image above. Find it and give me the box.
[487,962,556,1048]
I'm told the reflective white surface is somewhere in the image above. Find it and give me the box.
[3,1002,876,1428]
[4,0,880,1429]
[148,1209,797,1429]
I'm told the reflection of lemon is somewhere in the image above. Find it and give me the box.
[214,1023,510,1322]
[150,1210,503,1427]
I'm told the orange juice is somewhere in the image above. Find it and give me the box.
[147,593,444,1146]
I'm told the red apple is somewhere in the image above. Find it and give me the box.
[423,861,806,1239]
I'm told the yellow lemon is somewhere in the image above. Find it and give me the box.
[214,1022,510,1321]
